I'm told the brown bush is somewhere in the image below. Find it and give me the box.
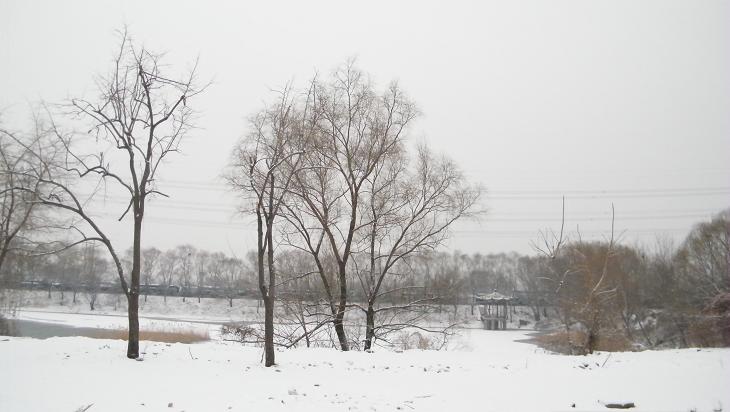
[534,330,632,354]
[687,315,729,347]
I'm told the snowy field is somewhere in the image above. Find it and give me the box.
[1,293,729,412]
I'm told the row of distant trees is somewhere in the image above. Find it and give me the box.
[3,207,728,349]
[0,244,252,307]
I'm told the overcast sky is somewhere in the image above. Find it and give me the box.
[1,0,728,256]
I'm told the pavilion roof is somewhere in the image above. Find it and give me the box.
[474,291,514,304]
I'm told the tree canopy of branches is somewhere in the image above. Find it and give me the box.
[352,144,480,349]
[229,62,480,357]
[10,29,204,359]
[676,209,730,303]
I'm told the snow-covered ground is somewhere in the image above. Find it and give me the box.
[2,316,729,411]
[2,292,729,411]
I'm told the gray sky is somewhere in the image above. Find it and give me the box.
[1,0,728,256]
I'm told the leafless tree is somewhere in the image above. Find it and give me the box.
[174,244,195,301]
[140,247,162,302]
[514,255,550,322]
[228,86,306,366]
[353,144,480,349]
[11,29,205,358]
[0,124,43,277]
[82,243,108,311]
[208,252,244,307]
[158,249,178,303]
[676,209,730,302]
[283,62,418,351]
[195,249,210,303]
[535,205,634,353]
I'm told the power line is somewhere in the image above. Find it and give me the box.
[154,179,730,197]
[80,193,724,222]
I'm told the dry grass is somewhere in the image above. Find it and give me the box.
[533,330,632,354]
[87,328,209,344]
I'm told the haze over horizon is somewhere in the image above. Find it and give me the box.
[1,0,728,256]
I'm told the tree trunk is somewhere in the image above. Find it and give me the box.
[126,216,142,359]
[334,264,349,351]
[264,215,277,367]
[364,304,375,350]
[263,295,275,366]
[300,305,311,348]
[127,292,139,357]
[333,310,349,351]
[257,207,276,367]
[587,330,596,354]
[532,306,541,322]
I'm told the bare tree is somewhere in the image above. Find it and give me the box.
[174,245,196,301]
[283,62,418,351]
[158,249,178,303]
[514,255,550,322]
[195,249,210,303]
[140,247,162,302]
[535,205,635,354]
[82,242,108,311]
[14,29,204,358]
[228,86,305,366]
[209,252,244,307]
[676,209,730,302]
[0,125,42,276]
[354,144,480,349]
